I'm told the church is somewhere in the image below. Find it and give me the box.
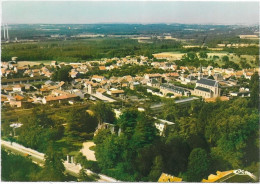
[194,78,221,98]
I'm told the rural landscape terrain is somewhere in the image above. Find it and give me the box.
[1,2,260,182]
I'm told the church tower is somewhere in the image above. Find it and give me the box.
[198,63,202,80]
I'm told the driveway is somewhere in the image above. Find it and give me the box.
[80,141,96,161]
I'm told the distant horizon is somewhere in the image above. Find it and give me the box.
[4,22,259,26]
[2,1,259,25]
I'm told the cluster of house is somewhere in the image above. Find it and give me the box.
[1,81,82,107]
[1,61,52,78]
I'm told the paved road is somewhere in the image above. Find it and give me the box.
[1,140,119,182]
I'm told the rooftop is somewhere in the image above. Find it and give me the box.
[197,78,218,87]
[158,173,182,182]
[202,169,257,183]
[45,94,77,102]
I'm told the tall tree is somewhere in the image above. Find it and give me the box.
[95,134,122,170]
[37,143,66,181]
[163,134,191,175]
[91,101,115,124]
[186,148,211,182]
[52,65,72,82]
[148,155,164,181]
[222,56,229,62]
[199,52,208,58]
[132,113,158,148]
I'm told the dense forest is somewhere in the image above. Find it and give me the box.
[1,38,182,61]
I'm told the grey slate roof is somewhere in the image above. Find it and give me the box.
[195,86,212,93]
[197,78,218,87]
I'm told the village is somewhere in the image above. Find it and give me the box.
[1,51,258,137]
[1,54,256,104]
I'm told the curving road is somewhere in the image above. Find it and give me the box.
[1,140,119,182]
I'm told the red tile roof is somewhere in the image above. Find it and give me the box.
[45,94,77,102]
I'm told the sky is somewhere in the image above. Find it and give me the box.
[2,1,259,25]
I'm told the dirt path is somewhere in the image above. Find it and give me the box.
[80,141,96,161]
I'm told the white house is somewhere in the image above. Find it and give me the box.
[13,84,24,92]
[92,75,105,82]
[154,118,175,136]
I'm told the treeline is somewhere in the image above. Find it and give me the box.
[175,52,220,68]
[83,64,166,79]
[50,64,167,81]
[8,24,253,39]
[2,38,182,61]
[223,46,259,56]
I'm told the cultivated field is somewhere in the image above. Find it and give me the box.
[17,61,52,67]
[153,52,185,60]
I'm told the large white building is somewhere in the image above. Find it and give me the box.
[194,78,220,98]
